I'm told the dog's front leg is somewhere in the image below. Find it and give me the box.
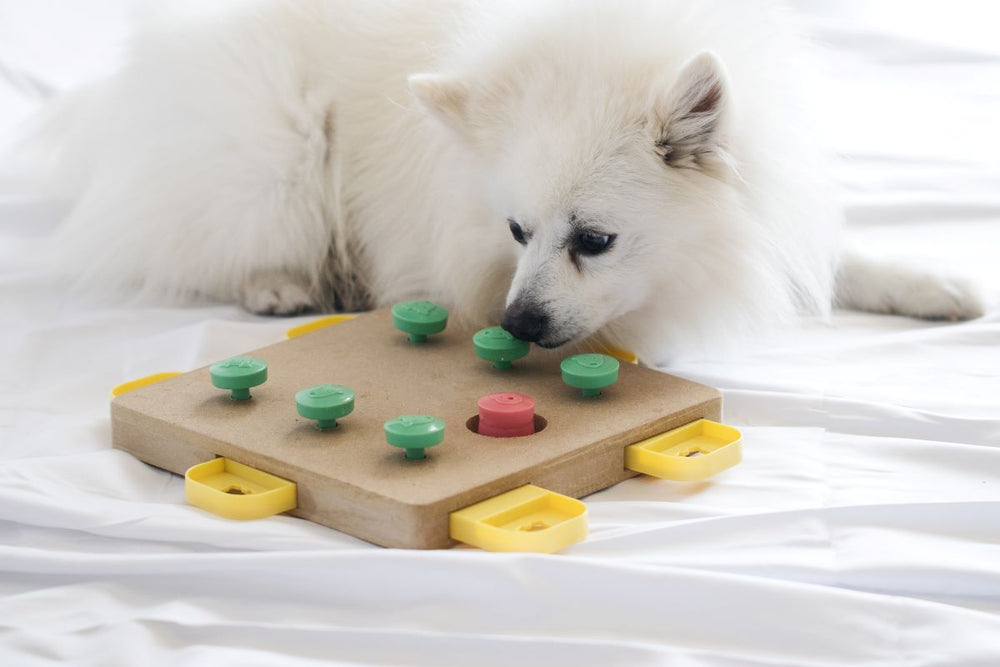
[240,269,319,316]
[835,246,985,321]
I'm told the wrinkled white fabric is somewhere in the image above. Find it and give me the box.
[2,2,999,665]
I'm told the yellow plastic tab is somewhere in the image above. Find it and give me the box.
[111,372,182,398]
[285,314,358,339]
[584,341,638,364]
[449,484,587,553]
[185,458,297,520]
[625,419,742,481]
[598,344,638,365]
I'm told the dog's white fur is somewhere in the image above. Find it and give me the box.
[32,0,983,363]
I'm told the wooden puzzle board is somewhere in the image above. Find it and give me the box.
[111,309,721,548]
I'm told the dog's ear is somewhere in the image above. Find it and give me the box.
[652,52,729,168]
[409,73,470,132]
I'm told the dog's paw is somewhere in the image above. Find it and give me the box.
[837,252,985,321]
[887,271,985,321]
[241,271,318,316]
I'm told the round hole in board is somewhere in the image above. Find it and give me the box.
[223,486,252,495]
[465,414,548,437]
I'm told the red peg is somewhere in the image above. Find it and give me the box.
[477,392,536,437]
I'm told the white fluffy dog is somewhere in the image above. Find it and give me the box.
[32,0,983,363]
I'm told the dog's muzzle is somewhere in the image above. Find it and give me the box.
[501,301,550,344]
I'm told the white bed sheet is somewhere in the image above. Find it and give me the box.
[1,2,999,665]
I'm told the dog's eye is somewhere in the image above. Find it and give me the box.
[575,231,616,255]
[508,219,527,245]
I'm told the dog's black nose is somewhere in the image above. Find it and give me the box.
[501,302,549,343]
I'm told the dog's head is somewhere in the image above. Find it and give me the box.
[407,5,799,360]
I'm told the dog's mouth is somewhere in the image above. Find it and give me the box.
[534,336,574,349]
[530,320,590,350]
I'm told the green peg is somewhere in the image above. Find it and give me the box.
[561,353,619,397]
[473,326,530,370]
[210,356,268,401]
[384,415,445,460]
[392,300,449,343]
[296,384,355,429]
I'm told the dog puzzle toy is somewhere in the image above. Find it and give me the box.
[473,326,530,369]
[476,392,536,437]
[384,415,446,459]
[185,458,297,520]
[392,300,449,343]
[625,419,743,481]
[111,306,743,552]
[111,371,181,398]
[448,484,587,554]
[561,353,619,397]
[210,356,268,401]
[296,384,355,430]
